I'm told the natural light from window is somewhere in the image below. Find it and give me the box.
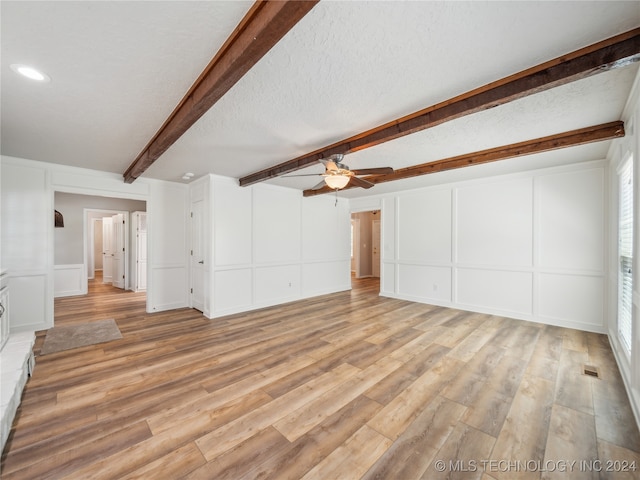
[618,155,633,355]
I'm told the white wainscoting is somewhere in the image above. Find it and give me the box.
[8,273,50,332]
[214,268,253,315]
[149,265,188,313]
[147,181,189,313]
[537,272,604,330]
[456,267,534,317]
[382,261,396,294]
[302,260,351,297]
[255,264,301,305]
[358,160,608,334]
[209,178,351,318]
[397,264,452,303]
[54,264,86,298]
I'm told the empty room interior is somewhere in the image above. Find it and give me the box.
[1,1,640,478]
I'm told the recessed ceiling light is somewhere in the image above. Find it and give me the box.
[10,64,50,82]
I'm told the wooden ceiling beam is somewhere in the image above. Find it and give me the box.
[303,121,625,197]
[240,28,640,187]
[123,0,318,183]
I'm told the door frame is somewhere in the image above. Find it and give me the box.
[84,208,130,290]
[352,218,361,277]
[88,217,102,280]
[52,187,150,328]
[110,212,128,289]
[372,218,381,278]
[350,208,382,286]
[131,211,148,292]
[190,199,205,312]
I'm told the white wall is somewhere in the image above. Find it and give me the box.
[352,159,608,334]
[608,67,640,431]
[147,180,189,313]
[1,156,349,329]
[1,160,51,331]
[54,192,145,264]
[0,156,189,331]
[208,176,351,317]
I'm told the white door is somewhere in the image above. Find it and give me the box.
[372,219,381,278]
[191,200,205,312]
[102,216,113,284]
[112,213,125,289]
[136,213,147,291]
[90,218,103,280]
[352,217,361,279]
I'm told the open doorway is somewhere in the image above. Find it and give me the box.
[87,210,128,287]
[351,210,381,290]
[53,192,147,302]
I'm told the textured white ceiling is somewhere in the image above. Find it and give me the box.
[1,1,252,173]
[2,1,639,198]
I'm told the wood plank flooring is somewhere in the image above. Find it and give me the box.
[2,276,640,479]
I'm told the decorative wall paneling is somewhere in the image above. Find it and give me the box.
[209,177,350,317]
[53,264,86,298]
[0,155,190,331]
[130,211,148,292]
[352,160,608,334]
[606,68,640,435]
[147,181,189,313]
[0,160,52,332]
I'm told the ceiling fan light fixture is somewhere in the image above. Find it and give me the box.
[324,174,350,190]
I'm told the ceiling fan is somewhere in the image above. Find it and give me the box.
[285,154,394,191]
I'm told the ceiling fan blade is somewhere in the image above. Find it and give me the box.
[311,180,327,190]
[319,159,339,171]
[350,176,375,189]
[350,167,394,175]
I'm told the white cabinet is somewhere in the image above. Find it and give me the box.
[0,271,35,454]
[0,331,35,454]
[131,212,147,292]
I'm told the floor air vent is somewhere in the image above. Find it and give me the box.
[583,365,599,378]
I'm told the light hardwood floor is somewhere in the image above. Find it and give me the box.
[2,276,640,479]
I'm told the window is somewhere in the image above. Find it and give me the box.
[618,156,634,354]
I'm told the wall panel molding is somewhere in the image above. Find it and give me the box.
[374,159,607,333]
[53,264,86,298]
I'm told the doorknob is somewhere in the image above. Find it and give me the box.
[198,260,204,264]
